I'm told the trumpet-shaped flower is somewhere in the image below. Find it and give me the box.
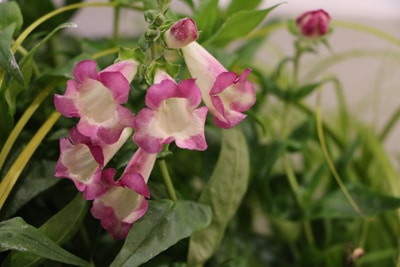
[133,70,208,153]
[164,18,255,128]
[180,42,256,128]
[91,149,157,239]
[54,59,137,144]
[55,127,132,200]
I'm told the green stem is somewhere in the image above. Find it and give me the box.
[315,88,363,216]
[292,43,301,88]
[113,6,121,44]
[92,47,119,60]
[283,153,315,245]
[158,159,177,201]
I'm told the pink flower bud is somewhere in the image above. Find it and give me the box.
[164,18,199,48]
[296,9,330,38]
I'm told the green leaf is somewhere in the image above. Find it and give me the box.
[306,184,400,219]
[0,24,24,84]
[110,200,211,267]
[286,118,315,152]
[225,0,262,15]
[0,160,59,219]
[4,22,77,115]
[0,217,90,266]
[187,126,250,266]
[207,5,279,46]
[193,0,219,43]
[0,2,23,34]
[252,140,286,180]
[272,82,322,102]
[5,194,89,267]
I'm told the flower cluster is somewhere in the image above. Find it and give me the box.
[54,17,255,239]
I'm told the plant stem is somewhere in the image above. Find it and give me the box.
[158,159,177,201]
[283,153,315,245]
[315,88,363,216]
[113,6,121,44]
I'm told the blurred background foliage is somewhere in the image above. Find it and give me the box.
[0,0,399,266]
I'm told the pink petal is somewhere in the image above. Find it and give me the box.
[99,71,130,104]
[101,59,138,83]
[73,60,98,83]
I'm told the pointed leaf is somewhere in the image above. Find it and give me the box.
[110,200,211,267]
[225,0,262,15]
[188,126,250,266]
[207,5,279,46]
[0,217,89,266]
[306,184,400,219]
[5,194,89,267]
[0,25,24,84]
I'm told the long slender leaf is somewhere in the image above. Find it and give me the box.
[0,217,89,266]
[5,193,89,267]
[111,199,211,267]
[187,126,250,266]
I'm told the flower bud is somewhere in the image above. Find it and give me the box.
[296,9,330,38]
[163,18,198,49]
[145,29,159,41]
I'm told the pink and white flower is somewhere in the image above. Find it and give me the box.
[91,148,157,239]
[55,127,132,200]
[181,42,256,128]
[164,18,255,128]
[54,59,137,144]
[133,70,208,153]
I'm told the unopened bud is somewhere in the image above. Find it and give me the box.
[163,18,198,49]
[145,29,159,41]
[296,9,330,38]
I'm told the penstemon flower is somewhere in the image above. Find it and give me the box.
[55,127,132,200]
[181,42,256,129]
[133,70,208,153]
[90,148,157,239]
[54,59,138,144]
[164,18,256,129]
